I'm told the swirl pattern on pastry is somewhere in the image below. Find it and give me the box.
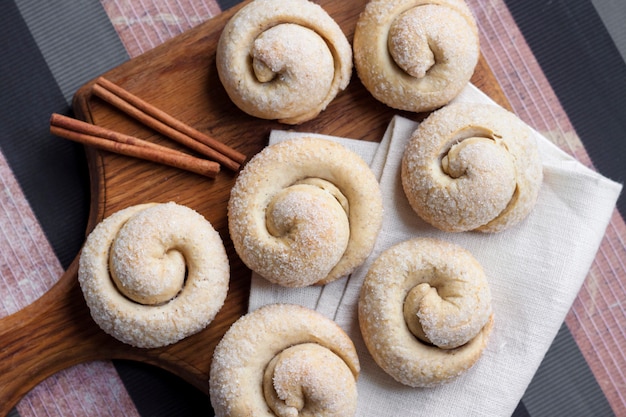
[78,202,229,348]
[353,0,479,112]
[209,303,360,417]
[228,137,383,287]
[401,102,543,233]
[216,0,352,125]
[359,238,493,387]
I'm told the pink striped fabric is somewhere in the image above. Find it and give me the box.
[100,0,222,57]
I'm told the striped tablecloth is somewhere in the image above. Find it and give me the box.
[1,0,624,416]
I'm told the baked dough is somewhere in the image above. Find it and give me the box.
[209,303,360,417]
[401,102,543,232]
[359,238,493,387]
[353,0,479,112]
[228,137,383,287]
[78,202,229,348]
[216,0,352,124]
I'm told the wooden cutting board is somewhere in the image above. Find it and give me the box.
[0,0,510,413]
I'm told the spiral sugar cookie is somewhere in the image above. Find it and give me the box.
[353,0,479,113]
[401,102,543,233]
[228,137,383,287]
[210,303,359,417]
[78,202,229,348]
[359,238,493,387]
[216,0,352,124]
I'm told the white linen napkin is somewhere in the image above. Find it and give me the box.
[248,84,622,416]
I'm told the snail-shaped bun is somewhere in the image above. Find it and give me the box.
[359,238,493,387]
[216,0,352,124]
[209,303,360,417]
[353,0,479,112]
[401,102,543,233]
[78,202,229,348]
[228,137,383,287]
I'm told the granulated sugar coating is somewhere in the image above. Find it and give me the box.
[401,102,543,233]
[228,137,383,287]
[77,202,229,348]
[354,0,479,112]
[358,238,493,387]
[209,303,359,417]
[216,0,352,124]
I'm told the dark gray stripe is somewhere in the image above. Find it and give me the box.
[523,323,615,416]
[0,0,90,269]
[591,0,626,64]
[14,0,128,104]
[215,0,241,12]
[113,360,211,416]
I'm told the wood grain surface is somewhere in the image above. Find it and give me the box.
[0,0,509,413]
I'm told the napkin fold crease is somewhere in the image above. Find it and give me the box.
[248,84,622,417]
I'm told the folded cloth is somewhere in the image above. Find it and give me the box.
[248,84,622,416]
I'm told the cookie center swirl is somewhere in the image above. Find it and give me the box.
[402,264,479,350]
[109,211,187,305]
[265,179,350,286]
[388,6,436,79]
[433,126,517,226]
[439,127,510,177]
[250,23,335,115]
[403,282,435,345]
[263,343,358,417]
[387,4,475,84]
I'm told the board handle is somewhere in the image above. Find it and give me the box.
[0,259,112,415]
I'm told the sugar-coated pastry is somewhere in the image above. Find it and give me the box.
[228,137,383,287]
[209,303,360,417]
[401,102,543,233]
[353,0,479,112]
[359,238,493,387]
[216,0,352,124]
[78,202,229,348]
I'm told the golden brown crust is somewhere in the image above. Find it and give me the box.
[216,0,352,124]
[78,202,229,348]
[209,303,359,417]
[353,0,479,113]
[359,238,493,387]
[401,102,543,233]
[228,137,383,287]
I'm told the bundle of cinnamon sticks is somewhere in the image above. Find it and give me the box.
[50,77,246,178]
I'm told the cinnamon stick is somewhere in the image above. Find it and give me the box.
[50,113,220,178]
[92,77,246,171]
